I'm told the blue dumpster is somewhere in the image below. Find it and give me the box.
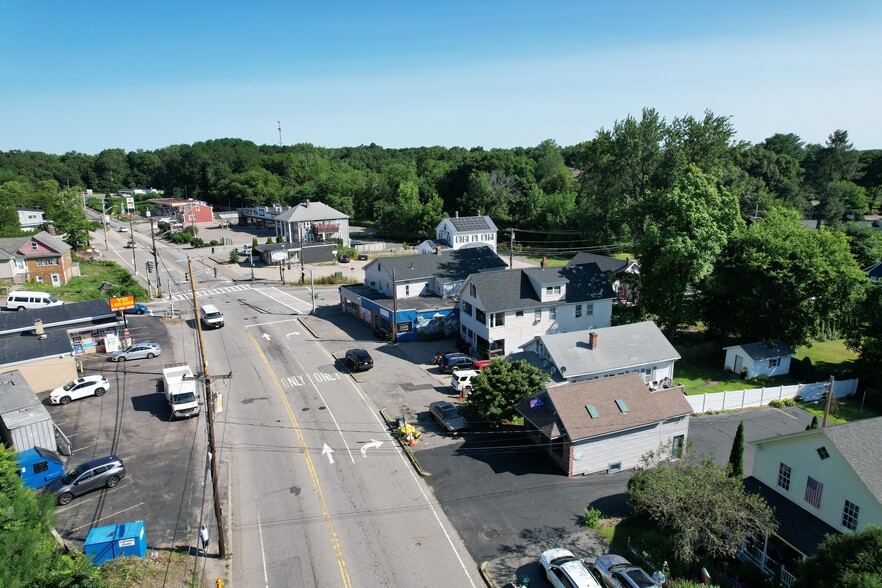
[16,447,64,489]
[84,521,147,565]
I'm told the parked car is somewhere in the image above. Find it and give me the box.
[540,548,603,588]
[47,455,126,505]
[345,348,374,372]
[124,240,136,248]
[440,352,486,373]
[117,226,129,233]
[357,254,369,261]
[591,554,660,588]
[429,401,468,435]
[337,254,351,263]
[110,342,162,362]
[50,375,110,405]
[450,369,478,395]
[123,303,150,315]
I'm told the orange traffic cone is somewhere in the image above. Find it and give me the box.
[408,435,415,447]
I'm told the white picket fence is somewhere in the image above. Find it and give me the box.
[687,378,859,413]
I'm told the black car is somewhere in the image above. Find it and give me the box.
[345,348,373,371]
[440,352,476,373]
[357,254,369,261]
[338,254,351,263]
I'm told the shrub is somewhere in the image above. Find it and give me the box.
[768,399,784,408]
[781,398,798,407]
[582,507,602,529]
[228,250,241,264]
[190,237,205,248]
[209,240,219,247]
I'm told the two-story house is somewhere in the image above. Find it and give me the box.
[17,209,46,232]
[418,214,498,254]
[339,247,508,341]
[457,263,616,357]
[273,200,350,245]
[742,418,882,585]
[518,321,680,385]
[147,198,214,225]
[0,232,76,286]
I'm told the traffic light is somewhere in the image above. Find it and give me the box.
[145,260,154,272]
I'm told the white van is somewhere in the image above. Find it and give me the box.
[450,369,478,395]
[200,304,224,329]
[6,291,64,311]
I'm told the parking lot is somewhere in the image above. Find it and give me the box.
[45,315,209,549]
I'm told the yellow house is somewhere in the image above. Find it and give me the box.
[743,418,882,586]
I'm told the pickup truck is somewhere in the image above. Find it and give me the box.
[162,364,200,420]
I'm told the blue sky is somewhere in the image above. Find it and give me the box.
[2,1,880,154]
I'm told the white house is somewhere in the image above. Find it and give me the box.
[272,200,350,245]
[519,321,679,385]
[17,209,45,232]
[741,418,882,584]
[457,263,616,357]
[516,372,692,476]
[418,214,498,254]
[724,340,796,378]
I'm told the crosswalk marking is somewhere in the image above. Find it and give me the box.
[251,287,313,314]
[171,284,253,301]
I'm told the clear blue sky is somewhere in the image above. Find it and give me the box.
[2,1,880,154]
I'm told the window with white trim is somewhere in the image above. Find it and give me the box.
[842,500,859,531]
[585,303,593,316]
[769,357,781,368]
[777,463,791,491]
[534,308,541,322]
[575,304,582,318]
[549,307,556,321]
[545,285,561,295]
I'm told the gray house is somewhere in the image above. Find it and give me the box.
[519,320,679,385]
[516,372,692,476]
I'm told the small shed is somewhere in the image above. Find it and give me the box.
[0,371,56,452]
[723,340,796,379]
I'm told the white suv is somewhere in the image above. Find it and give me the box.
[450,369,478,395]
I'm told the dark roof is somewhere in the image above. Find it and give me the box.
[744,477,839,556]
[824,417,882,503]
[339,283,456,313]
[516,392,563,439]
[0,327,74,367]
[465,263,615,313]
[446,215,497,232]
[254,242,299,253]
[367,247,507,284]
[0,300,115,333]
[567,253,630,273]
[725,340,796,360]
[517,372,692,442]
[865,261,882,281]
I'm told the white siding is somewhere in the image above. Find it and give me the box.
[724,347,792,378]
[560,361,676,384]
[571,416,690,476]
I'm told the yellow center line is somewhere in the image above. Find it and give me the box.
[245,328,352,588]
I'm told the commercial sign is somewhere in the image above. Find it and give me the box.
[108,295,135,312]
[126,197,136,212]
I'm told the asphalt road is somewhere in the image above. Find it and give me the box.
[191,284,482,587]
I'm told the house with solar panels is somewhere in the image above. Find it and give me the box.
[417,214,498,254]
[515,372,692,476]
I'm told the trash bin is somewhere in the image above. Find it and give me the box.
[84,521,147,565]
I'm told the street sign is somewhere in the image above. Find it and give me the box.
[109,295,135,312]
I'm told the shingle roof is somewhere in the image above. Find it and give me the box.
[515,393,563,439]
[0,300,115,333]
[465,263,615,313]
[517,372,692,442]
[525,321,680,378]
[823,418,882,503]
[446,215,497,233]
[367,247,507,284]
[274,201,349,222]
[865,260,882,281]
[566,253,630,273]
[725,340,796,360]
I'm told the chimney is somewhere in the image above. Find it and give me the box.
[435,247,441,255]
[34,319,46,340]
[589,332,598,349]
[455,211,459,218]
[541,256,547,268]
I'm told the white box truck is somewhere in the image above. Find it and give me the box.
[162,364,200,420]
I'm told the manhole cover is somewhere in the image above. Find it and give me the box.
[483,528,499,540]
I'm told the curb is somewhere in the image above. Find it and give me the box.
[379,408,430,477]
[480,561,501,588]
[297,316,320,339]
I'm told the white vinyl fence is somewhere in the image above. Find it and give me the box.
[687,378,859,413]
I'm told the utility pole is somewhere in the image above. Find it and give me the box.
[391,268,398,343]
[187,257,226,557]
[129,213,136,271]
[821,375,835,428]
[147,211,161,296]
[508,228,515,269]
[102,197,109,252]
[299,226,305,283]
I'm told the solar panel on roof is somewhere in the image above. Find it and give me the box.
[450,217,490,231]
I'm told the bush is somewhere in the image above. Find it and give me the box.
[190,237,205,248]
[781,398,798,407]
[209,240,219,247]
[582,507,602,529]
[228,250,241,264]
[768,399,784,408]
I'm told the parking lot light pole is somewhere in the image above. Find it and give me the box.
[187,257,226,557]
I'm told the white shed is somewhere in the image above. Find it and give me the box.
[0,371,57,452]
[723,340,796,379]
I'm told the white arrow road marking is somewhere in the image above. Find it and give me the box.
[321,443,335,464]
[286,332,301,338]
[360,439,383,458]
[262,333,271,341]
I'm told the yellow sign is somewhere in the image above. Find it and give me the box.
[109,295,135,312]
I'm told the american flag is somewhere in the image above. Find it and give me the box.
[805,477,823,508]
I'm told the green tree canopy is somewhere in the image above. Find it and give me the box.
[465,359,549,426]
[627,451,776,564]
[793,525,882,588]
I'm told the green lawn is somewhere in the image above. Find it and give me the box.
[793,339,859,379]
[24,260,149,302]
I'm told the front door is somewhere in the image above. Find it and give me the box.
[51,273,61,286]
[734,354,743,374]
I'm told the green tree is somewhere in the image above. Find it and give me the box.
[843,223,882,268]
[634,164,742,336]
[793,525,882,588]
[847,283,882,370]
[228,249,241,264]
[806,415,819,430]
[465,359,549,426]
[627,452,776,564]
[728,421,744,478]
[703,207,868,345]
[762,132,805,161]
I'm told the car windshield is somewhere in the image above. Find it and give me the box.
[172,392,197,403]
[550,555,579,566]
[623,569,656,587]
[62,380,79,391]
[205,312,222,319]
[61,466,84,485]
[442,408,459,419]
[48,296,58,303]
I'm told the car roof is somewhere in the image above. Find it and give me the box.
[453,369,478,377]
[560,560,600,586]
[75,455,121,470]
[594,554,632,570]
[348,348,370,356]
[443,352,469,359]
[430,401,455,410]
